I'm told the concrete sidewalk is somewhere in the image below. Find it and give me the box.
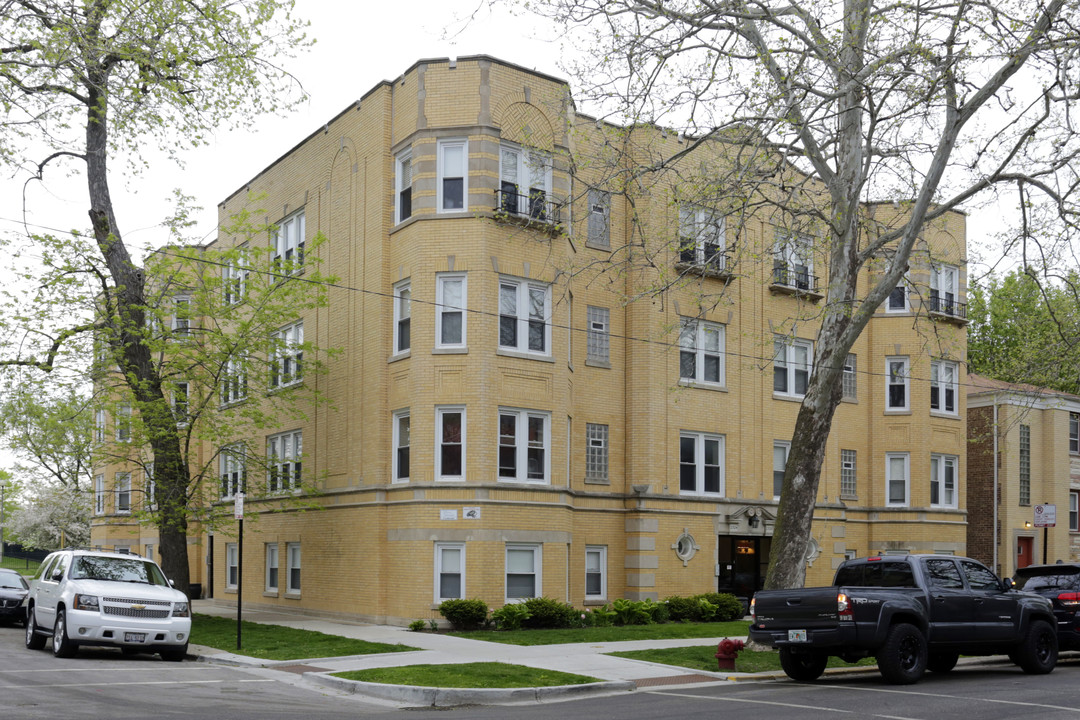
[189,599,772,706]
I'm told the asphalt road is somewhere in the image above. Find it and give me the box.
[4,620,1080,719]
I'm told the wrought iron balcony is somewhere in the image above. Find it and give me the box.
[677,242,730,279]
[771,262,820,294]
[929,292,967,320]
[494,188,562,228]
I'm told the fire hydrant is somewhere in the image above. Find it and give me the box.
[715,637,745,671]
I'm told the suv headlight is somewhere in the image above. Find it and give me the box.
[73,594,100,611]
[173,601,190,618]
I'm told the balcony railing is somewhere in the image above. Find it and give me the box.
[678,242,729,277]
[929,292,967,319]
[772,262,820,294]
[494,188,562,226]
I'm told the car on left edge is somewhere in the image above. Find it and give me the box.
[23,549,191,661]
[0,568,29,625]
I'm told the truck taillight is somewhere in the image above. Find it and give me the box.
[837,592,853,620]
[750,596,756,622]
[1058,592,1080,608]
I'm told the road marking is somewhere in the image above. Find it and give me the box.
[822,684,1080,712]
[647,689,859,714]
[0,666,218,675]
[6,679,275,689]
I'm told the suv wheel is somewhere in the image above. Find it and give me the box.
[877,622,927,685]
[1015,619,1057,674]
[52,609,77,658]
[160,643,188,662]
[24,606,45,650]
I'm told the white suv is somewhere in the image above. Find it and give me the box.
[24,550,191,661]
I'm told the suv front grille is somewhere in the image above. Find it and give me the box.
[101,596,173,619]
[104,606,170,619]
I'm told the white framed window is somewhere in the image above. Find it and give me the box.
[505,543,541,601]
[94,474,105,516]
[221,354,247,405]
[115,472,131,514]
[498,143,552,219]
[498,278,551,357]
[435,542,465,602]
[773,441,790,498]
[886,452,910,507]
[585,546,607,599]
[172,381,189,425]
[587,189,610,247]
[437,139,467,212]
[270,321,303,388]
[498,408,550,484]
[585,423,609,483]
[679,431,724,496]
[887,277,908,312]
[930,263,960,315]
[172,296,191,338]
[95,409,106,444]
[436,274,466,348]
[840,449,857,499]
[393,410,410,482]
[886,357,909,411]
[930,360,958,415]
[268,430,302,494]
[396,148,413,223]
[436,406,465,481]
[115,404,132,442]
[842,354,857,400]
[223,249,248,305]
[286,542,301,594]
[226,543,238,590]
[680,319,724,386]
[1020,424,1031,506]
[1071,490,1079,532]
[219,445,245,500]
[144,464,156,510]
[1071,413,1079,454]
[586,306,610,364]
[678,204,725,270]
[272,209,305,272]
[930,454,958,508]
[567,291,573,365]
[774,232,814,290]
[393,280,411,355]
[773,337,812,397]
[266,544,279,592]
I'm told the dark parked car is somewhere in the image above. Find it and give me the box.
[1013,563,1080,650]
[0,569,29,625]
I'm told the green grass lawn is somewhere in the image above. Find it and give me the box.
[191,613,419,661]
[449,620,751,646]
[0,557,40,575]
[608,645,878,673]
[333,662,600,688]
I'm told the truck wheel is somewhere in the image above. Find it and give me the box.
[24,606,46,650]
[779,647,828,681]
[877,623,927,685]
[1014,619,1057,675]
[926,652,959,673]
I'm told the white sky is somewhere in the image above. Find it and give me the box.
[0,1,569,260]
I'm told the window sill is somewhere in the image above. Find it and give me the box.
[497,477,550,485]
[224,587,237,594]
[584,477,610,485]
[284,592,301,600]
[263,591,279,598]
[772,393,805,403]
[884,409,912,415]
[841,396,858,404]
[268,380,304,394]
[496,348,555,363]
[930,411,960,420]
[389,350,411,364]
[436,477,466,483]
[585,359,611,369]
[584,598,607,606]
[839,495,858,502]
[433,346,468,355]
[679,491,724,498]
[680,379,727,392]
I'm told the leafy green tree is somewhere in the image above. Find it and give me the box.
[518,0,1080,588]
[0,0,312,593]
[968,269,1080,394]
[0,386,95,492]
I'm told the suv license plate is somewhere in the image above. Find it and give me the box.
[124,633,146,643]
[788,629,807,642]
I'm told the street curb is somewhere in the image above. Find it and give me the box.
[305,671,636,706]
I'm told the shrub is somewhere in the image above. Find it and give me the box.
[647,599,670,624]
[696,597,718,621]
[611,598,653,625]
[588,605,616,627]
[492,603,532,631]
[438,598,489,631]
[696,592,745,621]
[408,619,426,632]
[522,597,578,629]
[664,596,699,622]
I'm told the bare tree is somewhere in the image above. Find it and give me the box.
[518,0,1080,587]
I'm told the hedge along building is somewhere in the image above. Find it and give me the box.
[89,56,969,624]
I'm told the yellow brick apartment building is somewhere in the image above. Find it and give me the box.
[91,56,969,624]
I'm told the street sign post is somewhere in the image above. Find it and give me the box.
[1034,504,1056,565]
[235,493,244,650]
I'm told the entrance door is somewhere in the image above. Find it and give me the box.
[1017,536,1034,569]
[718,536,771,599]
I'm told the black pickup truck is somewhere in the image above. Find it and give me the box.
[748,554,1057,684]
